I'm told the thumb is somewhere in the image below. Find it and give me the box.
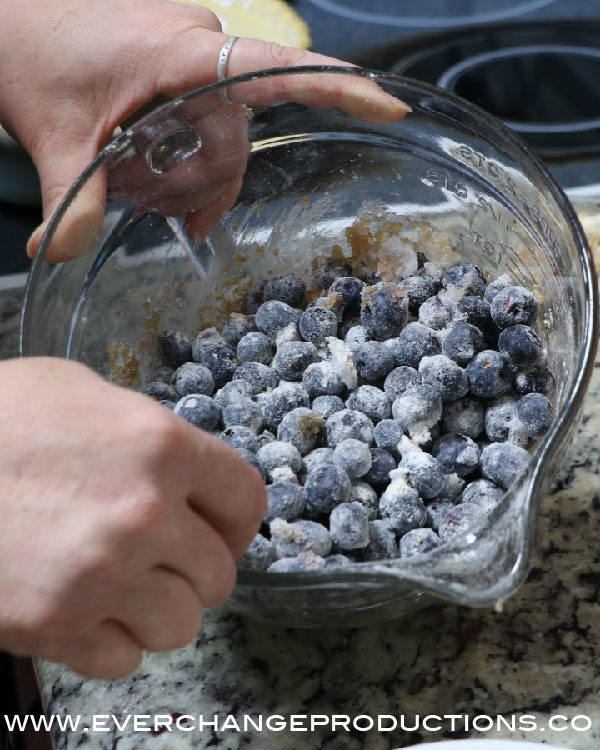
[27,140,106,263]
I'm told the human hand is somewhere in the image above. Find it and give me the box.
[0,0,409,262]
[0,357,266,679]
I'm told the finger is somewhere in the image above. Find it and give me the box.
[183,430,267,558]
[27,139,106,263]
[113,567,205,652]
[56,620,143,680]
[157,31,410,124]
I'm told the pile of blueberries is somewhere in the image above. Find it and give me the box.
[141,258,555,573]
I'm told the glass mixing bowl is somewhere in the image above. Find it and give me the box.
[20,67,598,627]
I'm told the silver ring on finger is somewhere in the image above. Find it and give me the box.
[217,35,239,103]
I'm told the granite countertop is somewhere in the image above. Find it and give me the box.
[2,260,600,750]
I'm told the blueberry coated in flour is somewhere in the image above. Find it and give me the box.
[329,502,370,550]
[489,285,538,329]
[353,341,396,383]
[145,255,556,571]
[360,282,408,341]
[236,332,273,365]
[174,394,220,431]
[498,324,544,368]
[386,322,439,369]
[264,272,307,309]
[221,314,257,348]
[299,306,338,346]
[173,362,215,397]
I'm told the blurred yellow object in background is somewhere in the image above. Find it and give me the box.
[172,0,311,49]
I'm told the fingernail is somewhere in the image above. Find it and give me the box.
[391,95,412,114]
[26,222,46,259]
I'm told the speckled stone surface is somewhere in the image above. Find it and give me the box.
[1,268,597,750]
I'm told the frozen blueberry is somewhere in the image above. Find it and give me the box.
[441,396,485,439]
[439,473,466,503]
[363,448,396,488]
[174,394,221,431]
[433,433,480,478]
[265,482,305,523]
[304,464,352,515]
[271,341,317,381]
[346,385,391,423]
[329,276,365,316]
[157,330,192,368]
[222,396,262,433]
[483,274,512,303]
[309,292,346,323]
[360,282,409,341]
[362,520,399,561]
[374,419,405,458]
[302,361,346,399]
[379,472,427,534]
[387,323,440,370]
[256,430,276,449]
[352,482,379,520]
[277,407,325,455]
[324,554,351,568]
[392,384,443,443]
[237,533,277,571]
[514,367,555,397]
[311,395,345,421]
[264,272,307,308]
[301,447,335,475]
[255,300,301,338]
[452,296,494,339]
[344,325,370,352]
[257,382,309,432]
[498,325,544,368]
[438,504,486,541]
[426,501,454,532]
[326,409,375,448]
[466,350,512,398]
[312,257,352,289]
[191,327,227,361]
[140,381,177,401]
[222,314,257,348]
[246,279,267,314]
[159,400,175,411]
[236,332,273,365]
[403,274,441,314]
[442,262,487,297]
[419,354,468,402]
[220,425,259,454]
[332,438,372,480]
[299,306,338,346]
[232,362,278,395]
[383,366,422,400]
[490,285,538,330]
[398,443,445,499]
[268,552,326,572]
[192,334,237,388]
[270,518,332,558]
[173,362,215,397]
[354,341,396,383]
[330,502,369,550]
[257,440,302,479]
[461,478,505,510]
[480,442,531,489]
[516,393,554,438]
[442,324,484,366]
[399,528,440,558]
[213,379,252,408]
[485,396,527,445]
[418,296,451,330]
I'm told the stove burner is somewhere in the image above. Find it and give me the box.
[304,0,555,27]
[391,20,600,159]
